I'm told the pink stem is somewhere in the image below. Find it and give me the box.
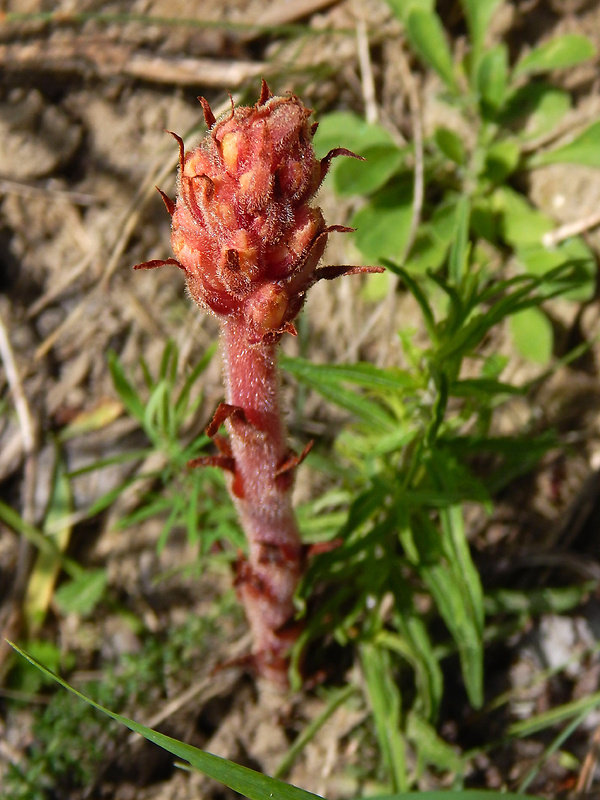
[221,315,303,686]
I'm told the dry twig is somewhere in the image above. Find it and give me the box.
[542,210,600,248]
[354,0,378,124]
[0,308,38,671]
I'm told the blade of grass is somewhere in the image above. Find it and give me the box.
[518,703,592,794]
[509,690,600,737]
[0,499,82,580]
[8,643,324,800]
[24,451,73,634]
[360,642,408,792]
[274,685,358,779]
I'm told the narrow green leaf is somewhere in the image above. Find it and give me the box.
[85,472,162,518]
[460,0,502,70]
[515,34,596,78]
[66,448,151,478]
[366,793,540,799]
[378,624,443,722]
[0,499,81,579]
[156,502,183,554]
[476,44,508,117]
[175,343,216,417]
[313,383,395,428]
[140,355,154,391]
[442,506,484,634]
[274,685,357,779]
[282,356,414,391]
[439,506,484,711]
[405,9,457,90]
[450,378,525,398]
[383,0,434,23]
[360,642,408,792]
[530,120,600,169]
[485,584,594,616]
[118,496,174,528]
[25,452,73,633]
[187,478,200,547]
[107,351,145,422]
[509,689,600,737]
[8,644,323,800]
[144,380,169,440]
[400,516,483,708]
[383,261,437,343]
[518,704,592,794]
[406,711,463,773]
[448,196,470,285]
[159,338,177,382]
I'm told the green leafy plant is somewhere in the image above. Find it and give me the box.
[286,227,582,786]
[314,0,597,362]
[71,338,239,560]
[10,643,544,800]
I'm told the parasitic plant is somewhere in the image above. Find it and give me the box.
[135,80,380,686]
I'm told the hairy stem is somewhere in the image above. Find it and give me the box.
[221,316,302,685]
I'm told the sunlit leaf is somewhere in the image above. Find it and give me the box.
[516,237,596,302]
[530,120,600,169]
[351,180,414,261]
[383,0,434,23]
[492,186,553,247]
[509,307,553,364]
[476,44,508,117]
[482,139,521,183]
[405,9,456,90]
[58,400,124,442]
[502,83,571,140]
[515,34,596,78]
[434,127,466,165]
[335,143,405,196]
[312,112,395,159]
[460,0,502,70]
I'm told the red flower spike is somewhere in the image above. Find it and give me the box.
[138,82,375,687]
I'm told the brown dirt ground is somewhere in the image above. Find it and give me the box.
[3,0,600,798]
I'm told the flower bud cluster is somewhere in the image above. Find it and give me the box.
[170,83,331,344]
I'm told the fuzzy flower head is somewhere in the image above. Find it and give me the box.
[136,81,366,344]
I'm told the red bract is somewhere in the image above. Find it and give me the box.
[136,81,381,686]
